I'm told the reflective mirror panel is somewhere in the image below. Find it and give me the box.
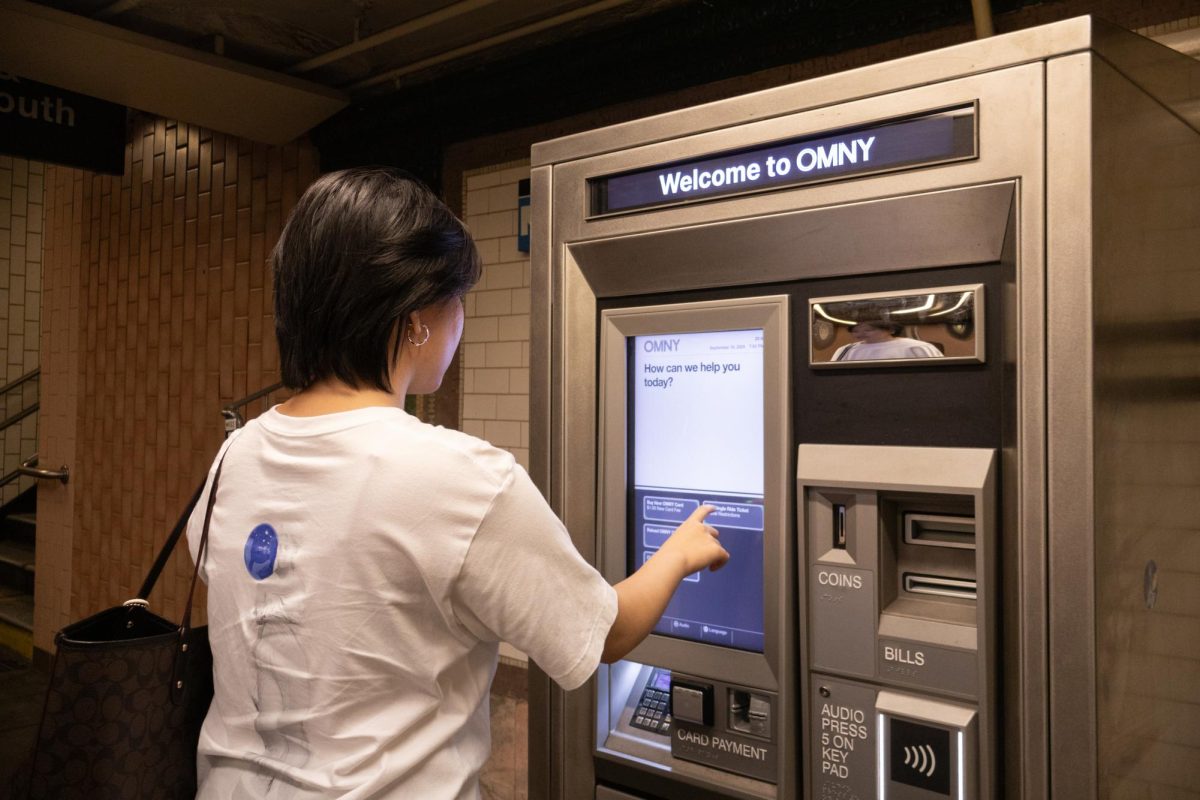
[809,284,984,367]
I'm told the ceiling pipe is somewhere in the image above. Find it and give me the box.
[94,0,150,20]
[348,0,636,93]
[289,0,502,74]
[971,0,994,38]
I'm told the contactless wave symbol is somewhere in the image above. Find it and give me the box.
[903,744,937,778]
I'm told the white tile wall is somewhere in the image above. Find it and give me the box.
[1,155,43,505]
[460,162,532,472]
[460,161,533,665]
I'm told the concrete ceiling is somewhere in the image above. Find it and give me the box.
[3,0,690,142]
[6,0,1197,147]
[27,0,689,94]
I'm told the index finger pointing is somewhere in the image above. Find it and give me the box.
[687,504,716,523]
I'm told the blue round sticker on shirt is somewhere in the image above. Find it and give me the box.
[244,524,278,580]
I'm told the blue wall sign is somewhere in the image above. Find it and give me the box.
[517,177,531,253]
[590,105,976,216]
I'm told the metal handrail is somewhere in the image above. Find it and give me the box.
[17,454,69,485]
[222,381,286,436]
[0,465,25,490]
[0,368,38,398]
[1,371,41,490]
[1,402,38,433]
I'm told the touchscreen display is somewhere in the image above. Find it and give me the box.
[629,328,765,652]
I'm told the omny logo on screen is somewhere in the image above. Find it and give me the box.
[632,329,766,652]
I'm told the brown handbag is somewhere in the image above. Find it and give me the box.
[19,455,226,799]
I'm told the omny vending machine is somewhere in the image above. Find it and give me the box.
[528,16,1200,800]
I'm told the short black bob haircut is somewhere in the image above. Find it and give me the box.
[273,167,481,392]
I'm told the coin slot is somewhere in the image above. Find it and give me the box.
[833,503,848,549]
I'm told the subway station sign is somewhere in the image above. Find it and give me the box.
[590,104,976,216]
[0,72,126,175]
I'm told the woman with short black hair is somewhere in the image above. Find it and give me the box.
[187,167,727,799]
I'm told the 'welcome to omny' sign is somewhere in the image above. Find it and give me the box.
[589,104,976,215]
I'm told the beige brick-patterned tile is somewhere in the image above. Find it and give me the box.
[462,418,486,439]
[463,342,486,368]
[465,170,505,191]
[474,237,500,264]
[466,188,490,214]
[498,314,530,341]
[484,420,522,448]
[34,122,317,646]
[463,394,498,420]
[469,210,516,241]
[484,341,523,368]
[496,395,529,422]
[475,289,513,317]
[461,162,533,510]
[511,287,531,315]
[463,315,499,343]
[474,368,510,394]
[485,262,525,291]
[486,184,516,213]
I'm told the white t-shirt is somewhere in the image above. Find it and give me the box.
[186,406,618,800]
[832,337,944,361]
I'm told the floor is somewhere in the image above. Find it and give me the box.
[481,661,531,800]
[0,645,46,799]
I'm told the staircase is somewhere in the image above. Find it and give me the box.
[0,368,40,661]
[0,488,35,658]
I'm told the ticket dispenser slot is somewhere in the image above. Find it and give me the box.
[798,444,996,800]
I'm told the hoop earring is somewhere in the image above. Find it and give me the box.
[407,323,431,347]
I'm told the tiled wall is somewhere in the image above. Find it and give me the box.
[36,115,318,651]
[460,163,532,475]
[36,166,83,651]
[0,156,43,506]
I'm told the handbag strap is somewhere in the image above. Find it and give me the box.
[134,440,232,601]
[135,481,206,601]
[180,450,228,632]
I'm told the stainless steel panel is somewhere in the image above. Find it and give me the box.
[531,26,1083,800]
[529,165,554,499]
[1088,56,1200,799]
[548,67,1043,246]
[1045,52,1098,800]
[558,251,603,800]
[811,675,879,798]
[796,444,997,799]
[593,296,795,797]
[533,17,1100,167]
[568,186,1012,298]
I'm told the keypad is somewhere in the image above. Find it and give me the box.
[630,684,672,735]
